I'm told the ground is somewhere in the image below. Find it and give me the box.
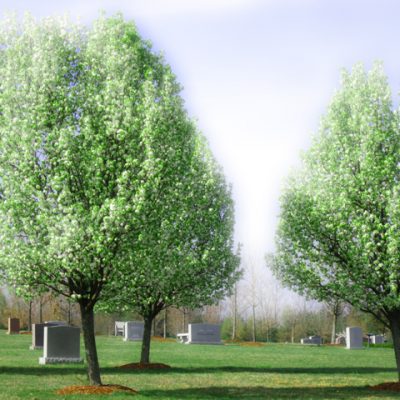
[0,330,398,399]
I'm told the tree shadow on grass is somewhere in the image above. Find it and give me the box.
[0,366,86,376]
[164,366,396,375]
[0,365,395,376]
[141,385,398,399]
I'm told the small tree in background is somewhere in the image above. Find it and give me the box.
[269,63,400,380]
[326,299,345,344]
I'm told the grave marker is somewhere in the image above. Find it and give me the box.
[300,335,322,345]
[39,326,83,364]
[177,323,222,345]
[30,322,66,350]
[114,321,125,336]
[7,318,20,334]
[124,321,144,341]
[371,334,384,344]
[346,327,363,349]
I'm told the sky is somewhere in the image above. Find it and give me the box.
[2,0,400,297]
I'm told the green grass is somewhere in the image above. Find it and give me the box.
[0,330,399,399]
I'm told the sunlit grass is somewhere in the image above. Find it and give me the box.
[0,330,398,399]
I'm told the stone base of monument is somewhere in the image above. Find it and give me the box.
[39,356,83,364]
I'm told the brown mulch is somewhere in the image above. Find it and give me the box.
[151,336,176,343]
[19,331,32,335]
[369,382,400,392]
[224,340,264,346]
[56,384,137,395]
[118,362,171,370]
[239,342,264,347]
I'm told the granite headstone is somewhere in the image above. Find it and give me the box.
[178,323,222,345]
[115,321,125,336]
[31,322,66,350]
[371,334,384,344]
[301,335,322,345]
[124,321,144,341]
[39,326,82,364]
[7,318,20,334]
[346,327,363,350]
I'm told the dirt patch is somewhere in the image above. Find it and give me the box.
[19,331,32,335]
[239,342,264,347]
[151,336,176,343]
[118,362,171,370]
[369,382,400,392]
[56,384,137,395]
[224,340,264,346]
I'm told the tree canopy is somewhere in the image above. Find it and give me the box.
[102,136,240,362]
[269,63,400,379]
[0,13,238,384]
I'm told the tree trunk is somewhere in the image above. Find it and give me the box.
[140,314,154,364]
[68,299,72,325]
[39,299,43,323]
[331,312,337,344]
[182,308,186,332]
[79,302,102,386]
[252,304,256,342]
[28,301,32,332]
[232,284,237,340]
[163,309,167,339]
[388,310,400,382]
[291,325,295,344]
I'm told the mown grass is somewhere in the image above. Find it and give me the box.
[0,330,398,399]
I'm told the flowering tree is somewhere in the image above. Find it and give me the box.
[103,141,241,362]
[0,14,237,385]
[270,63,400,380]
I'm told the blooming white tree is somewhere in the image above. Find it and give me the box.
[0,14,238,385]
[103,148,241,362]
[270,63,400,380]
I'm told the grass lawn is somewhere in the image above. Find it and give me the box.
[0,330,398,399]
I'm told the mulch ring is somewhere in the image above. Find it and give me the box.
[118,362,171,370]
[151,336,176,343]
[56,384,137,395]
[239,342,264,347]
[369,382,400,392]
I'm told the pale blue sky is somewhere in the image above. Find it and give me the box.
[3,0,400,267]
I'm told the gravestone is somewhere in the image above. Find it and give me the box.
[301,335,322,345]
[178,323,222,344]
[371,334,384,344]
[124,321,144,341]
[115,321,125,336]
[7,318,20,334]
[39,326,82,364]
[30,322,66,350]
[335,334,346,345]
[346,327,363,349]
